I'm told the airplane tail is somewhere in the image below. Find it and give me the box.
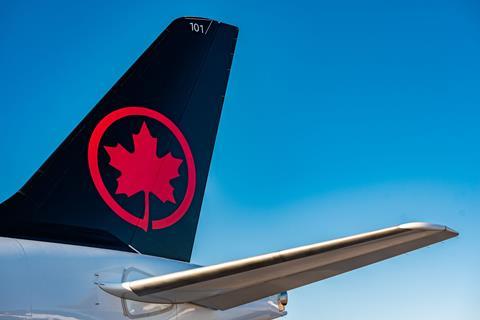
[0,17,238,261]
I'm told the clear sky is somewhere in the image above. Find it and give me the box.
[0,1,478,319]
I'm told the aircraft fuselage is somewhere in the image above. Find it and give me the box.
[0,237,285,320]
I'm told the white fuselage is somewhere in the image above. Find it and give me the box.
[0,237,285,320]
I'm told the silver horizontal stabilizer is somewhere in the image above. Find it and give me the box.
[100,222,458,310]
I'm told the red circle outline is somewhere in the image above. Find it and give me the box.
[88,106,196,230]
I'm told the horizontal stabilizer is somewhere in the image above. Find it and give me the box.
[100,222,458,310]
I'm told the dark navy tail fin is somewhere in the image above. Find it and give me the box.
[0,17,238,261]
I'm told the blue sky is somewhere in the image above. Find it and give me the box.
[0,1,478,319]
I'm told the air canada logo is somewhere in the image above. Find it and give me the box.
[88,106,196,231]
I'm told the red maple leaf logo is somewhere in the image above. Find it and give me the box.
[104,121,183,230]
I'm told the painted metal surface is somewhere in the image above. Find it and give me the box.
[0,237,285,320]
